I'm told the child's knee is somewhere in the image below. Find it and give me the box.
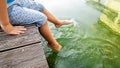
[42,13,47,22]
[36,13,47,27]
[41,13,47,23]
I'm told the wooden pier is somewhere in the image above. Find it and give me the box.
[0,25,49,68]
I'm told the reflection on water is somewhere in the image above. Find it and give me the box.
[87,0,120,35]
[38,0,120,68]
[87,0,118,21]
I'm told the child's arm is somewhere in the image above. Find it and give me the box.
[0,0,26,35]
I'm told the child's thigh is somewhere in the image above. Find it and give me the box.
[14,0,44,12]
[9,5,47,27]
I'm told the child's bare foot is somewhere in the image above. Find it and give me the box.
[55,20,73,28]
[47,43,62,51]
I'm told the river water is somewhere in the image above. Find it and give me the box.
[36,0,120,68]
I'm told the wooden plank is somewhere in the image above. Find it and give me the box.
[0,25,41,51]
[0,43,49,68]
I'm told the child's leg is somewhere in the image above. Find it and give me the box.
[39,22,62,51]
[20,1,72,28]
[42,8,73,28]
[8,5,62,51]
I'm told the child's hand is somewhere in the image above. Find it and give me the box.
[1,24,27,35]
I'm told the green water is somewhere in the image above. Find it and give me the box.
[39,0,120,68]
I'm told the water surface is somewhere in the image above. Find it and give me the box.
[36,0,120,68]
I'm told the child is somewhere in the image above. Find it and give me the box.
[0,0,72,51]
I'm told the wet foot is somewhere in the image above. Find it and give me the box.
[47,43,62,51]
[55,20,73,28]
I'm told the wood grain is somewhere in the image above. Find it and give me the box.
[0,25,49,68]
[0,43,49,68]
[0,25,41,52]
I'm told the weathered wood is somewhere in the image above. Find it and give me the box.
[0,25,49,68]
[0,43,49,68]
[0,25,41,52]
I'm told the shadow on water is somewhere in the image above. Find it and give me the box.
[41,0,120,68]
